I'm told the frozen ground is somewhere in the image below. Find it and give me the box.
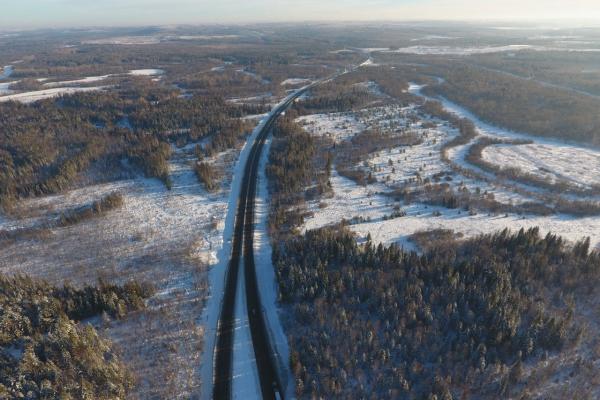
[199,87,308,400]
[298,88,600,251]
[253,136,295,399]
[83,36,163,45]
[43,75,112,87]
[296,111,365,142]
[409,83,600,199]
[482,142,600,189]
[0,86,106,103]
[129,68,165,76]
[305,171,600,251]
[0,68,165,103]
[0,81,16,95]
[0,65,13,80]
[281,78,311,86]
[0,142,237,398]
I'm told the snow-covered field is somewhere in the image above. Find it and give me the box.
[384,44,533,55]
[0,86,106,103]
[129,68,165,76]
[306,170,600,251]
[281,78,311,86]
[0,68,165,103]
[297,86,600,250]
[43,74,112,87]
[0,142,237,398]
[0,65,13,80]
[83,36,163,45]
[0,81,15,95]
[297,111,365,142]
[409,83,600,197]
[482,142,600,189]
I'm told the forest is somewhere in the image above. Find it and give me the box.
[0,274,153,399]
[425,63,600,146]
[0,84,258,210]
[274,226,596,399]
[266,113,331,238]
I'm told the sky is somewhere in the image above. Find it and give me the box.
[2,0,600,29]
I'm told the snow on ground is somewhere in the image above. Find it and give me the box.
[410,35,458,41]
[383,44,600,55]
[83,36,162,45]
[43,75,112,87]
[0,86,106,103]
[296,111,365,142]
[409,83,600,198]
[129,68,165,76]
[236,69,270,85]
[254,136,295,399]
[281,78,311,86]
[0,142,237,398]
[354,80,386,97]
[0,65,13,80]
[199,87,310,400]
[482,142,600,189]
[298,86,600,251]
[384,44,533,55]
[304,170,600,251]
[299,103,534,206]
[0,81,16,95]
[360,58,379,67]
[232,260,261,400]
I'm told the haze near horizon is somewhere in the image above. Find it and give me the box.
[3,0,600,29]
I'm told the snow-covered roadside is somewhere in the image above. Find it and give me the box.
[254,136,295,399]
[232,260,261,400]
[199,87,309,400]
[0,142,234,398]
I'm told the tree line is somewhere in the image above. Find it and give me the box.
[274,226,595,399]
[0,274,153,399]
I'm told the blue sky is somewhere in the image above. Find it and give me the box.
[2,0,600,29]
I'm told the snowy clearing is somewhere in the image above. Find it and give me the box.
[384,44,533,55]
[83,36,162,45]
[0,65,13,80]
[0,86,106,103]
[43,75,112,87]
[129,68,165,76]
[409,83,600,198]
[0,81,16,95]
[305,171,600,251]
[297,87,600,251]
[0,140,240,398]
[483,143,600,189]
[281,78,311,86]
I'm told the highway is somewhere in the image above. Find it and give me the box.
[212,64,356,399]
[212,84,314,400]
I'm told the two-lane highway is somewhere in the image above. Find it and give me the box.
[212,86,313,400]
[212,65,356,399]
